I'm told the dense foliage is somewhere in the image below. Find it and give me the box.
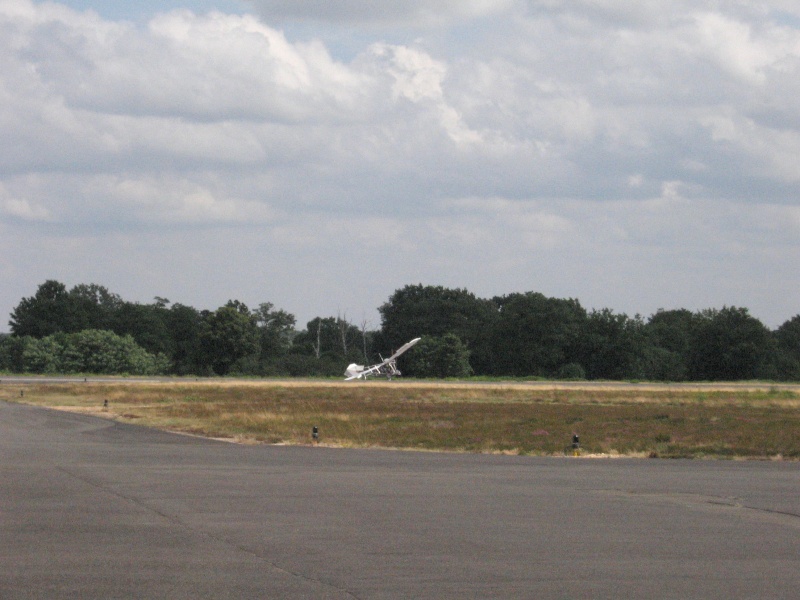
[0,329,168,375]
[2,280,798,380]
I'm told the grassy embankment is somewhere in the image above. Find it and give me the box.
[3,380,799,459]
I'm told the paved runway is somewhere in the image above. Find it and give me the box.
[2,401,798,599]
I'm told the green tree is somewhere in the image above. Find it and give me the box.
[644,309,698,381]
[166,303,203,375]
[294,317,334,360]
[403,334,472,378]
[688,307,776,381]
[293,317,361,361]
[775,315,800,381]
[490,292,586,377]
[578,309,649,380]
[254,303,296,354]
[252,302,297,375]
[379,285,496,373]
[9,281,126,338]
[199,304,260,375]
[68,283,122,331]
[9,280,72,337]
[111,301,173,357]
[647,309,696,355]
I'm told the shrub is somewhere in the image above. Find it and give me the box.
[558,363,586,380]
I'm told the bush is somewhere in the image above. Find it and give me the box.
[403,334,472,378]
[0,334,27,372]
[558,363,586,380]
[22,336,62,373]
[6,329,168,375]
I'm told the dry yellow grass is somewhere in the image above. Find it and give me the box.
[3,378,799,458]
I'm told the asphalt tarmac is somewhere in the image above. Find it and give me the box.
[2,400,798,599]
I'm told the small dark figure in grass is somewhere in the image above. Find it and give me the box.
[312,426,319,445]
[571,433,580,456]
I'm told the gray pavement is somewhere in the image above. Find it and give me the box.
[1,400,798,599]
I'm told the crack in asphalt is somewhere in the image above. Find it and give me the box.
[55,465,362,600]
[599,488,800,528]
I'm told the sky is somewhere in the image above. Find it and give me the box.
[1,0,799,332]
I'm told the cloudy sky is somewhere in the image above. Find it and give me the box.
[2,0,799,332]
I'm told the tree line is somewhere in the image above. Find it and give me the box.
[1,280,799,380]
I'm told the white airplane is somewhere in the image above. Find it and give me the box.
[344,337,421,381]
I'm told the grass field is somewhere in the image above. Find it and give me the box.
[3,378,799,459]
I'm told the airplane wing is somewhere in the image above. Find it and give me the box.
[385,338,421,362]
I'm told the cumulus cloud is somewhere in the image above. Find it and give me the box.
[0,183,52,221]
[2,0,800,327]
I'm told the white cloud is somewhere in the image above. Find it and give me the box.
[0,183,52,221]
[2,0,800,330]
[689,11,794,84]
[13,8,368,122]
[699,108,800,183]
